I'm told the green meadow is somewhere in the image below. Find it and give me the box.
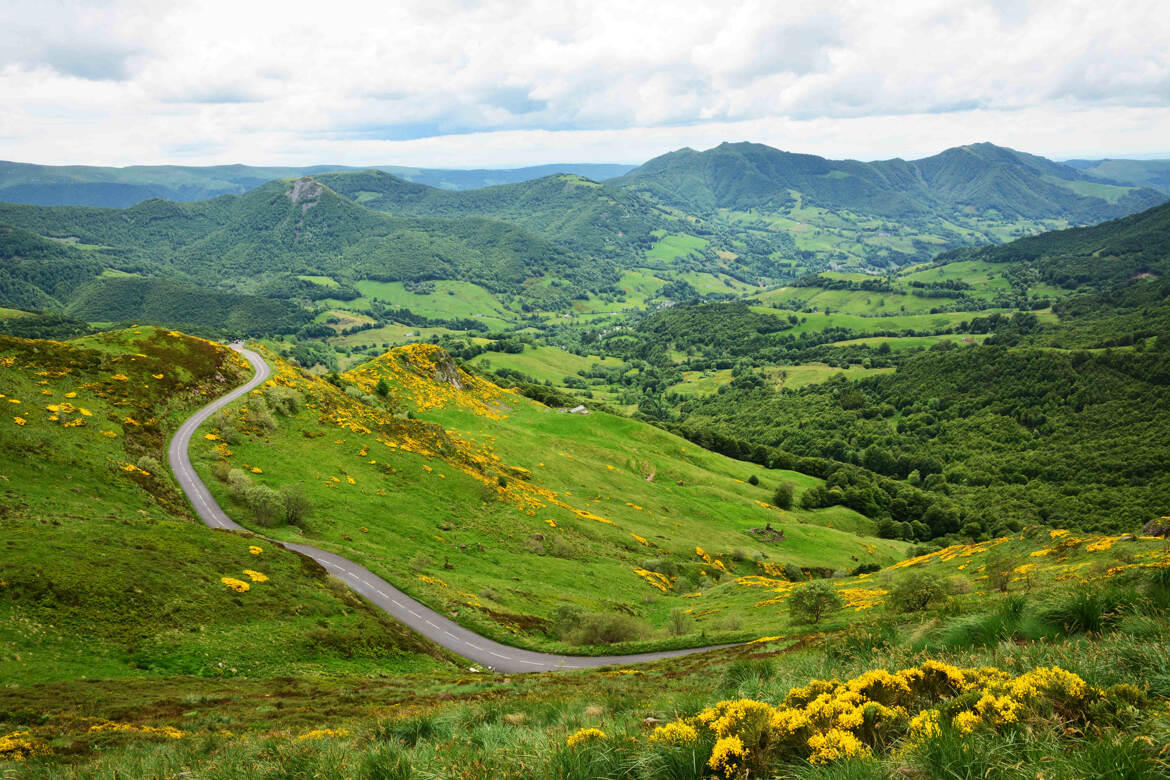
[190,346,906,654]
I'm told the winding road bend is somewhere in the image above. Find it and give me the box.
[170,344,737,674]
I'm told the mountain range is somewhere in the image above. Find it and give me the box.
[0,160,636,208]
[2,141,1168,334]
[611,142,1165,222]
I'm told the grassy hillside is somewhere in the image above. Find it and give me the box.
[1065,157,1170,194]
[0,328,451,686]
[5,514,1166,777]
[187,343,906,653]
[937,199,1170,290]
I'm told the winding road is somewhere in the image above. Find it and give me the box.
[169,344,737,673]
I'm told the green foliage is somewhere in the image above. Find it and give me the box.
[888,571,947,613]
[773,482,794,510]
[788,580,844,624]
[943,199,1170,290]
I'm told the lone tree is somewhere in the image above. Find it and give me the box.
[788,580,843,625]
[773,482,795,510]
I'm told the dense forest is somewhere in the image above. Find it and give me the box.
[676,280,1170,535]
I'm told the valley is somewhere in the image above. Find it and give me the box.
[2,140,1168,778]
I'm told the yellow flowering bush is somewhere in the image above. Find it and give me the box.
[566,727,607,747]
[643,662,1107,776]
[649,720,698,745]
[89,721,183,740]
[708,735,748,778]
[242,569,268,582]
[295,728,349,741]
[248,545,263,555]
[807,727,870,764]
[221,577,250,593]
[0,730,50,760]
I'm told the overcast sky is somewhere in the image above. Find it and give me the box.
[1,0,1168,168]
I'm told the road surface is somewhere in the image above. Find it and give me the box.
[169,344,737,673]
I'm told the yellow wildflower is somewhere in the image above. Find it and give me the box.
[12,416,25,426]
[708,735,747,778]
[807,727,869,764]
[295,728,349,741]
[242,569,268,583]
[952,711,980,734]
[248,545,263,555]
[566,727,606,747]
[650,721,698,745]
[221,577,250,593]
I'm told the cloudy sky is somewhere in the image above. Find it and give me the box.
[1,0,1168,167]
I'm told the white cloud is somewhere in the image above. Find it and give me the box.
[0,0,1167,166]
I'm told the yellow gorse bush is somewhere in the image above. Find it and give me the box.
[0,730,50,761]
[221,577,250,593]
[566,727,607,747]
[295,728,349,741]
[647,661,1102,777]
[89,721,183,740]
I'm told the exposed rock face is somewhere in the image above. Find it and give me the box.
[286,177,323,212]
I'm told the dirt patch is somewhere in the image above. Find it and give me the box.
[746,524,786,542]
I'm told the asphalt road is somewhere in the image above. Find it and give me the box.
[169,344,737,673]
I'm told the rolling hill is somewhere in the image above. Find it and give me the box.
[0,160,636,208]
[0,177,619,330]
[1064,157,1170,195]
[936,198,1170,289]
[315,169,686,261]
[0,327,451,685]
[187,341,906,653]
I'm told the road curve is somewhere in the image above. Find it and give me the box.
[170,344,737,674]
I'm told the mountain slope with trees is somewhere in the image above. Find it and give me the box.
[612,141,1166,222]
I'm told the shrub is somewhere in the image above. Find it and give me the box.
[788,580,844,625]
[984,550,1019,592]
[135,455,162,475]
[227,468,252,501]
[1033,587,1129,636]
[569,613,648,645]
[889,571,946,613]
[210,460,232,482]
[280,483,310,525]
[265,386,302,416]
[784,562,806,582]
[409,552,433,572]
[849,562,881,576]
[747,474,759,486]
[668,608,695,637]
[774,482,795,510]
[247,484,284,526]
